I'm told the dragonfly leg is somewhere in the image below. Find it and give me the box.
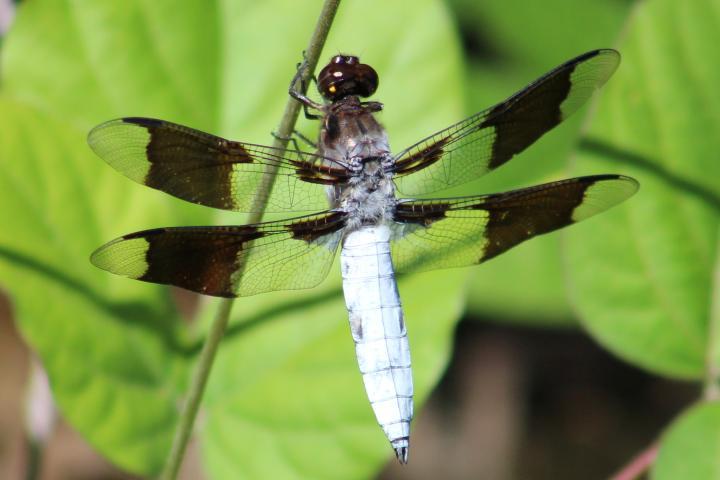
[290,130,318,149]
[270,130,318,151]
[361,101,383,113]
[289,54,323,119]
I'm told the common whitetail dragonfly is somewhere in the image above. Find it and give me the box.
[89,49,638,464]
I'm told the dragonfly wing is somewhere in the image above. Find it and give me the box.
[91,211,347,297]
[390,175,638,273]
[88,117,348,213]
[392,50,621,195]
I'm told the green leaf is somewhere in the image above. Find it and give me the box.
[0,0,465,477]
[566,0,720,378]
[449,0,629,74]
[0,93,191,474]
[445,0,633,324]
[653,401,720,480]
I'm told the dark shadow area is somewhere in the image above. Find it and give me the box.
[454,13,504,64]
[380,318,698,480]
[580,137,720,212]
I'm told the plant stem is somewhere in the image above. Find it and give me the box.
[609,442,659,480]
[161,298,233,480]
[247,0,341,220]
[159,1,341,478]
[703,236,720,401]
[25,441,41,480]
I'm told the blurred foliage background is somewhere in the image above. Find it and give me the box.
[1,0,718,479]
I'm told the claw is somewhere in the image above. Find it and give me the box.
[392,437,409,464]
[394,445,409,464]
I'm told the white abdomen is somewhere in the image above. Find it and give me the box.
[340,224,413,462]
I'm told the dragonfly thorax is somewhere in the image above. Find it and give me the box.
[339,158,397,231]
[318,95,396,230]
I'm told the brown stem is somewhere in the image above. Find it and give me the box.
[609,442,659,480]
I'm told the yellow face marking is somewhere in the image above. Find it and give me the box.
[329,85,337,93]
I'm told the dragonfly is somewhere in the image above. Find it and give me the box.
[88,49,638,464]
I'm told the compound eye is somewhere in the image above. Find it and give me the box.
[331,55,359,65]
[317,56,378,101]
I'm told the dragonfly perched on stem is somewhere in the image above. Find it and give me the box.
[88,49,638,463]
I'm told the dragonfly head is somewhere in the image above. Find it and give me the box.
[318,54,378,102]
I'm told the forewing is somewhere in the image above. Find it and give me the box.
[392,50,620,195]
[88,118,348,212]
[90,212,346,297]
[390,175,638,273]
